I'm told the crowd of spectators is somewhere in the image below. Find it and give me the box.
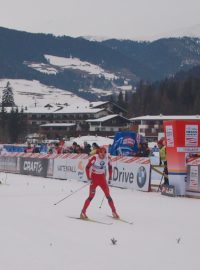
[23,137,166,160]
[46,140,100,156]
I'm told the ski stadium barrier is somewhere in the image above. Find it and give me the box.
[111,156,151,191]
[0,153,151,192]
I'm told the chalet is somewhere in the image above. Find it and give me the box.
[25,105,108,127]
[86,114,131,133]
[89,101,128,115]
[39,123,76,139]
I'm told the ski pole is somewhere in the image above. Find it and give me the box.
[54,182,89,205]
[99,196,105,208]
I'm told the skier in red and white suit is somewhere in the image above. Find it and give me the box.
[80,147,119,219]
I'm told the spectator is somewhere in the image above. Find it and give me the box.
[136,143,150,157]
[151,144,159,155]
[32,144,40,153]
[158,139,166,165]
[90,142,100,156]
[24,142,33,153]
[76,144,83,154]
[82,141,91,155]
[69,142,78,153]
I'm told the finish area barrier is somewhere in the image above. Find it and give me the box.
[0,153,151,192]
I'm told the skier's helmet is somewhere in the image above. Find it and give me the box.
[98,147,107,154]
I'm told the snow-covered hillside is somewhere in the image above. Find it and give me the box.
[0,79,89,108]
[25,55,118,80]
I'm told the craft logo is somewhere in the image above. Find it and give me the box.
[123,137,135,146]
[137,166,146,188]
[23,161,43,174]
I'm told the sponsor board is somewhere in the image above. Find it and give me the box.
[161,185,176,197]
[53,157,87,181]
[53,159,68,179]
[166,125,174,147]
[186,165,200,192]
[4,157,18,172]
[20,157,48,177]
[47,158,54,178]
[111,158,150,191]
[0,156,5,171]
[0,156,19,173]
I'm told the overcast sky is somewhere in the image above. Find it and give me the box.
[0,0,200,40]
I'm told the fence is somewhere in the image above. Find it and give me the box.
[0,153,151,192]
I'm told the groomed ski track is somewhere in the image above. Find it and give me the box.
[0,173,200,270]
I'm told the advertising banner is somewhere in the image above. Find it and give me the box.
[66,157,88,182]
[111,157,150,191]
[4,157,18,173]
[20,157,48,177]
[53,156,88,181]
[47,158,54,178]
[109,131,139,156]
[0,156,5,171]
[53,159,68,180]
[164,120,200,195]
[185,158,200,197]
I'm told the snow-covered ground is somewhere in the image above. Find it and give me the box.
[0,173,200,270]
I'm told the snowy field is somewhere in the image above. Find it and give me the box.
[0,173,200,270]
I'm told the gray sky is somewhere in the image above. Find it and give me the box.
[0,0,200,40]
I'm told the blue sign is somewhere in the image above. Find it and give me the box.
[109,131,139,156]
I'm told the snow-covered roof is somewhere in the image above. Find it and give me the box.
[130,115,200,121]
[89,101,109,108]
[40,123,76,127]
[53,106,104,114]
[86,114,130,122]
[24,106,104,114]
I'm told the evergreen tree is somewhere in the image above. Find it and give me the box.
[2,81,15,107]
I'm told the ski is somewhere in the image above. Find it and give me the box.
[107,215,133,225]
[67,216,113,225]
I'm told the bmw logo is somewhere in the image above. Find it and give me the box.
[137,166,147,188]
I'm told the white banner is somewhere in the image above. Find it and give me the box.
[66,157,88,182]
[52,155,151,191]
[53,156,88,181]
[111,157,150,191]
[189,165,199,189]
[166,125,174,147]
[53,159,68,179]
[185,125,198,147]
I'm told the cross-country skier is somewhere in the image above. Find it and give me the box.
[80,147,119,219]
